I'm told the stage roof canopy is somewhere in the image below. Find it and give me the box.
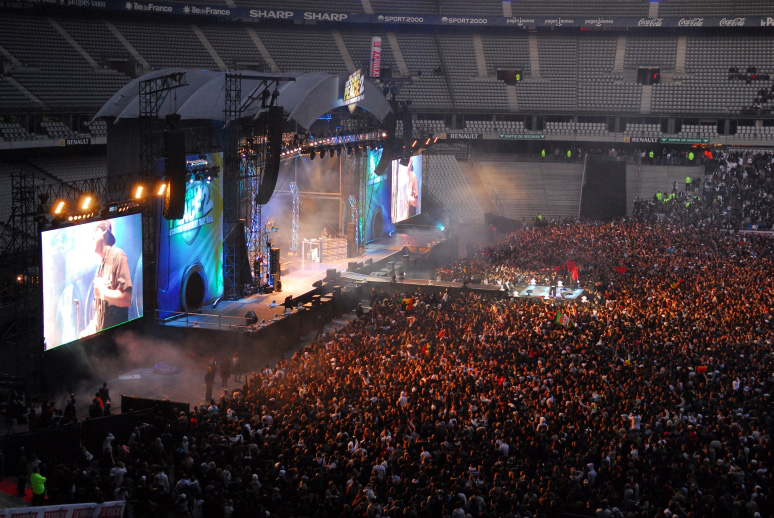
[94,69,392,130]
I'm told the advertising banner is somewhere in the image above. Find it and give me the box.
[157,152,223,315]
[624,136,660,143]
[0,501,125,518]
[9,1,774,30]
[370,36,382,78]
[444,132,482,140]
[660,137,711,144]
[498,133,546,140]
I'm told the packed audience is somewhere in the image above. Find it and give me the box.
[6,215,771,518]
[634,149,774,231]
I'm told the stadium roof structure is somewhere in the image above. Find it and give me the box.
[94,69,392,129]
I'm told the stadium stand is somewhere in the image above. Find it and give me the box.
[438,0,503,16]
[658,0,774,16]
[0,78,39,112]
[199,25,268,73]
[0,122,34,142]
[476,155,584,221]
[437,34,509,111]
[480,33,531,78]
[423,153,485,224]
[509,0,649,16]
[111,20,218,70]
[28,155,107,184]
[369,0,438,15]
[624,35,678,70]
[86,119,108,139]
[258,27,348,74]
[55,18,135,71]
[0,14,130,110]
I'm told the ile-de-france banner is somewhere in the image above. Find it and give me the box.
[6,1,774,30]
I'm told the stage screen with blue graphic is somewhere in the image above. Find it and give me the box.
[42,213,144,351]
[390,155,422,223]
[157,152,224,316]
[364,149,395,241]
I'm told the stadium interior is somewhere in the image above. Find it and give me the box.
[0,1,772,517]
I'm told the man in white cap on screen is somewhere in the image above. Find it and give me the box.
[80,219,132,337]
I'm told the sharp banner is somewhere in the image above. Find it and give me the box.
[11,1,774,30]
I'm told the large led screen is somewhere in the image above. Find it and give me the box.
[390,155,422,223]
[157,153,224,316]
[364,149,395,241]
[42,213,144,351]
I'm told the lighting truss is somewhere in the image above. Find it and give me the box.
[290,182,299,254]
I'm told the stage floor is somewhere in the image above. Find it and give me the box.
[160,229,447,329]
[516,285,585,300]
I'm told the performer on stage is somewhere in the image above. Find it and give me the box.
[80,220,132,337]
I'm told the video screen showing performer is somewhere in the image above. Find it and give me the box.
[42,213,143,351]
[391,155,422,223]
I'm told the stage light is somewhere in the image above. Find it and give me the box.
[381,131,388,138]
[206,175,212,184]
[52,200,66,215]
[80,195,94,211]
[132,184,145,200]
[156,181,167,196]
[412,140,418,148]
[426,137,432,146]
[433,136,439,144]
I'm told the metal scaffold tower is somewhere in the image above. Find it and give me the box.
[290,182,300,254]
[138,71,187,315]
[223,72,243,299]
[234,75,293,291]
[6,172,43,403]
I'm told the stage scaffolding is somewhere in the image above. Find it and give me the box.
[138,71,188,316]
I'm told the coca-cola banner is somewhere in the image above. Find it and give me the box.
[3,1,773,29]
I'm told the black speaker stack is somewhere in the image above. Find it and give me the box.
[254,106,284,205]
[164,130,186,220]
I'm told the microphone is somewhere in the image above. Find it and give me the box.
[74,298,80,307]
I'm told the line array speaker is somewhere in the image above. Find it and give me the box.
[255,106,284,205]
[164,130,186,220]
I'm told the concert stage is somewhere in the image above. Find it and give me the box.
[158,228,452,331]
[516,284,586,300]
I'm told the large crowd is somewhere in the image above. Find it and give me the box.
[634,150,774,231]
[5,148,774,518]
[5,216,770,518]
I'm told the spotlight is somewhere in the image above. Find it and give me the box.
[381,131,388,138]
[425,137,432,146]
[412,140,418,148]
[79,195,94,211]
[156,181,168,196]
[132,184,145,200]
[433,136,439,144]
[52,200,66,216]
